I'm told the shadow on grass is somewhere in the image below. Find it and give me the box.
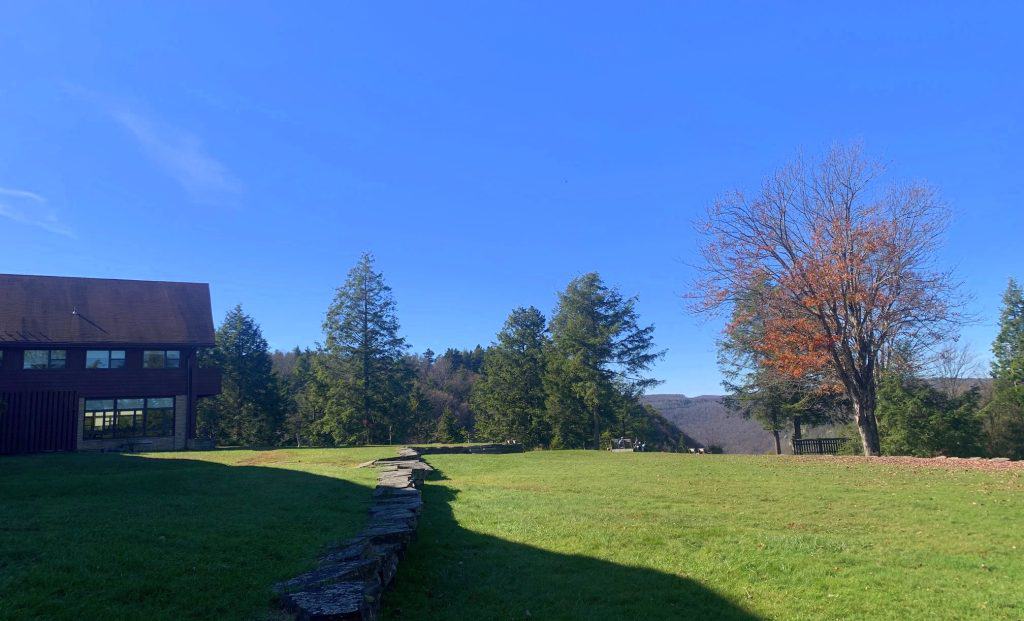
[0,452,378,621]
[384,466,761,621]
[2,452,761,621]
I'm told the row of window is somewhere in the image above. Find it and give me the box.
[83,397,176,439]
[8,349,181,370]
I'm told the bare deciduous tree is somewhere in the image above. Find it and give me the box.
[932,343,982,398]
[692,145,964,455]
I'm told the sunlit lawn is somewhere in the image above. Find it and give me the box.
[4,448,1022,620]
[0,447,393,621]
[386,451,1024,620]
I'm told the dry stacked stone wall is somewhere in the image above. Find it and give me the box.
[276,443,523,620]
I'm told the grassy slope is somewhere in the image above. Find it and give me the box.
[386,451,1024,620]
[0,448,392,621]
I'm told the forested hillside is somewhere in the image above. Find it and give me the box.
[642,394,845,454]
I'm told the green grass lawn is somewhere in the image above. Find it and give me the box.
[385,451,1024,620]
[3,449,1022,620]
[0,447,393,621]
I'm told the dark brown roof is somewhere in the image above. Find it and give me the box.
[0,274,215,346]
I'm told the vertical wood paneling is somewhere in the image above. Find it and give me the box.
[0,390,78,454]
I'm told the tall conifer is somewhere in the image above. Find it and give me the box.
[544,273,663,449]
[198,305,282,446]
[315,253,410,444]
[471,307,549,446]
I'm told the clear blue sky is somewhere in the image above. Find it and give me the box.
[1,2,1021,395]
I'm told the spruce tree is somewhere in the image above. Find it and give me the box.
[197,305,282,446]
[471,307,549,446]
[280,348,322,446]
[433,407,465,443]
[991,279,1024,383]
[316,253,410,445]
[982,279,1024,458]
[544,273,663,449]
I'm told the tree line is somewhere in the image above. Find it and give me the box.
[698,144,1024,459]
[197,254,678,450]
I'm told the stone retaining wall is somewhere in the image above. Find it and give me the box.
[275,444,523,620]
[407,443,525,455]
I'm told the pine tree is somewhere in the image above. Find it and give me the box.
[197,305,282,446]
[280,348,323,446]
[982,279,1024,458]
[876,374,982,457]
[544,273,663,449]
[433,407,465,443]
[471,307,549,446]
[991,279,1024,383]
[315,253,411,445]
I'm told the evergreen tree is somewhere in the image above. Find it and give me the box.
[982,279,1024,458]
[279,348,324,446]
[876,373,983,457]
[197,305,282,446]
[433,407,465,443]
[991,279,1024,383]
[315,253,411,444]
[544,273,663,449]
[471,307,550,446]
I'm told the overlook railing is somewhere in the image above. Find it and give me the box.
[793,437,848,455]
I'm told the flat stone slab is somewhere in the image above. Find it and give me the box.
[281,580,381,621]
[372,498,423,514]
[376,460,432,471]
[372,486,421,499]
[274,558,381,595]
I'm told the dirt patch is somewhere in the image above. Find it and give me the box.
[791,455,1023,472]
[236,453,286,466]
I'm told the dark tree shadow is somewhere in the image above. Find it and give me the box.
[384,467,762,621]
[0,452,380,621]
[2,453,762,621]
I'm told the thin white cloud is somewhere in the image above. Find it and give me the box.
[112,109,244,205]
[0,187,74,237]
[64,84,243,206]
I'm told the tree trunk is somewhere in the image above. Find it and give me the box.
[790,416,803,454]
[593,409,601,450]
[772,429,782,455]
[853,400,881,456]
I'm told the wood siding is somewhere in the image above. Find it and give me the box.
[0,347,220,397]
[0,390,78,454]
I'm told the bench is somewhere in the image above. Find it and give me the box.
[793,438,848,455]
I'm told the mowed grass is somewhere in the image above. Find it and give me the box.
[385,451,1024,620]
[0,447,393,621]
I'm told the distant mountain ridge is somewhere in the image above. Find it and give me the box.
[645,379,992,454]
[641,394,778,454]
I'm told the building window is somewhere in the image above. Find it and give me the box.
[23,350,66,370]
[86,350,126,369]
[143,350,181,369]
[83,397,176,440]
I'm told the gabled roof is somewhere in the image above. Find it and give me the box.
[0,274,216,346]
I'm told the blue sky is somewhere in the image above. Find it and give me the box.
[1,2,1021,395]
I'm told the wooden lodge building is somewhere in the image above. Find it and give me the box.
[0,274,221,454]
